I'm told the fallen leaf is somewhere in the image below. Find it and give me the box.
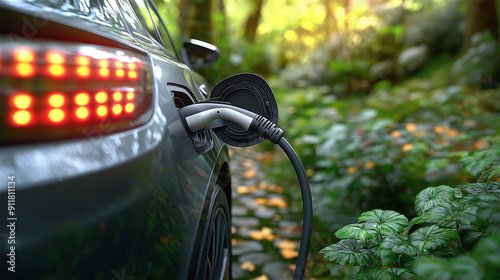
[365,161,376,169]
[402,143,413,152]
[281,248,299,259]
[254,198,268,205]
[474,139,489,150]
[245,169,256,179]
[236,186,250,194]
[241,261,255,272]
[405,123,417,133]
[306,169,315,177]
[249,227,273,241]
[243,160,253,168]
[391,130,401,138]
[267,197,288,208]
[277,239,297,250]
[252,275,269,280]
[347,166,358,174]
[434,126,447,133]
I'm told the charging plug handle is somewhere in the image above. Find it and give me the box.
[179,103,284,143]
[178,102,310,280]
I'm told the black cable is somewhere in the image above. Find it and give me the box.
[178,103,312,279]
[277,137,312,280]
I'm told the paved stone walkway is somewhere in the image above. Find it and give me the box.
[229,147,304,280]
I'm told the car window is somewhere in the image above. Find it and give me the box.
[147,1,178,58]
[117,0,160,48]
[129,0,161,43]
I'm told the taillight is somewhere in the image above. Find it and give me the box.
[0,38,153,144]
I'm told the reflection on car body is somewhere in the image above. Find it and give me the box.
[0,0,231,279]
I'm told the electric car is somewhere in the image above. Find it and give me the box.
[0,0,232,279]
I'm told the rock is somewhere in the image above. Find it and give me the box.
[232,217,260,227]
[232,240,264,256]
[262,262,293,280]
[238,196,262,210]
[273,238,299,250]
[254,206,276,219]
[232,206,248,216]
[278,220,302,238]
[232,263,249,279]
[238,228,259,239]
[279,220,300,228]
[369,60,394,79]
[238,253,272,266]
[398,44,429,73]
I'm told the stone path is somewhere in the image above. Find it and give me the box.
[229,147,304,280]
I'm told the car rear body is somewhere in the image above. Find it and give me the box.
[0,0,231,278]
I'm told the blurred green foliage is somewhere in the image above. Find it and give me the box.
[319,157,500,279]
[267,46,499,278]
[153,0,499,278]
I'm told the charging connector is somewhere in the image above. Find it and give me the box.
[178,103,311,280]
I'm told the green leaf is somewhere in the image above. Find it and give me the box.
[356,266,393,280]
[462,182,500,202]
[472,232,500,266]
[336,223,379,240]
[320,239,373,266]
[460,146,500,177]
[429,201,477,228]
[413,256,453,279]
[449,255,482,280]
[479,165,500,182]
[462,230,483,249]
[410,225,459,253]
[386,268,417,280]
[415,185,455,215]
[358,209,409,236]
[376,247,397,266]
[380,233,419,256]
[406,213,433,231]
[478,206,500,233]
[414,255,483,280]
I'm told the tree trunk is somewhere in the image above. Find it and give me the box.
[244,0,264,42]
[188,0,215,43]
[463,0,499,51]
[178,0,191,36]
[343,0,350,31]
[178,0,215,43]
[324,0,335,35]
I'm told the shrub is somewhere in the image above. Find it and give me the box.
[319,147,500,279]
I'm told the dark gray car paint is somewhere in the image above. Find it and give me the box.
[0,0,229,278]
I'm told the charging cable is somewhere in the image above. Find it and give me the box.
[179,103,312,280]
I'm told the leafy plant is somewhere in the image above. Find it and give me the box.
[320,163,500,279]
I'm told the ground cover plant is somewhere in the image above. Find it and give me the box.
[319,151,500,279]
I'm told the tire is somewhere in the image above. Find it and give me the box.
[197,184,232,280]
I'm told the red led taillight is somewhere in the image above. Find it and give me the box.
[0,39,153,144]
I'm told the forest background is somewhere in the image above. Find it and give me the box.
[155,0,500,279]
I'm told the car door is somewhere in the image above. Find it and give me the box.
[120,0,230,278]
[0,0,229,279]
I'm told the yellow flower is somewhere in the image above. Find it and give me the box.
[365,161,376,169]
[434,126,447,133]
[402,143,413,152]
[474,139,489,150]
[347,166,358,174]
[391,130,401,138]
[306,169,315,177]
[241,261,256,272]
[447,129,458,137]
[405,123,417,133]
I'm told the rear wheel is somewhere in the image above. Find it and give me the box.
[198,185,231,280]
